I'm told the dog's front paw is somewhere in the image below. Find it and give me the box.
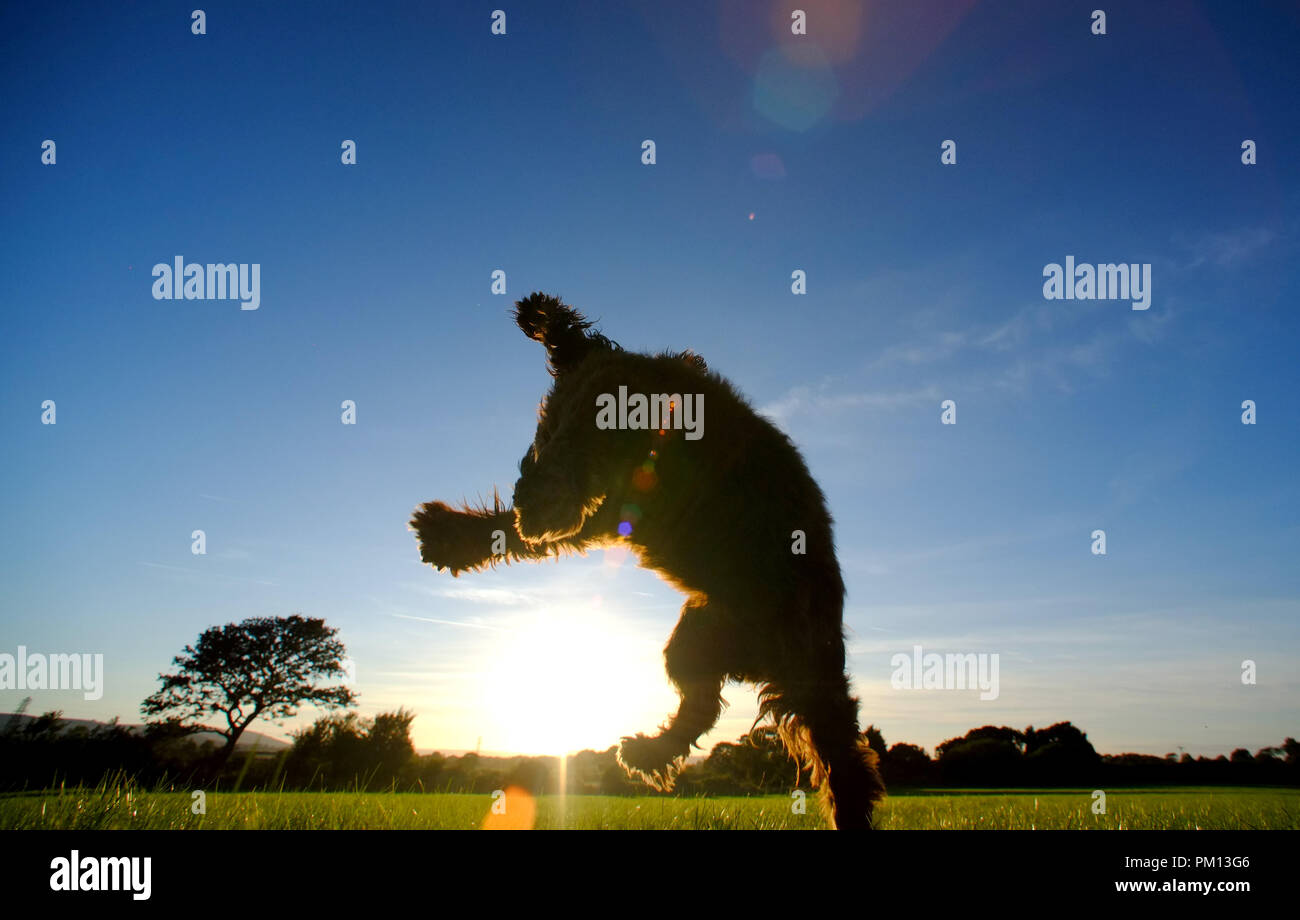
[512,469,586,542]
[409,501,498,575]
[617,733,690,792]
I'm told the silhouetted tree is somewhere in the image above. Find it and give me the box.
[283,709,417,789]
[863,724,887,761]
[368,709,417,781]
[285,712,370,787]
[505,757,556,795]
[937,725,1025,759]
[2,697,32,735]
[142,614,356,762]
[937,726,1027,786]
[22,710,65,738]
[1023,722,1100,785]
[881,742,933,786]
[601,760,645,795]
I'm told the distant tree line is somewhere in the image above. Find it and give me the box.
[3,711,1297,795]
[3,614,1294,794]
[871,723,1300,790]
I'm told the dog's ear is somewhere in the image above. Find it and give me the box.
[514,292,610,375]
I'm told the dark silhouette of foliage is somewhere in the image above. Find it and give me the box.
[936,725,1028,786]
[1023,722,1101,785]
[675,727,796,795]
[881,743,934,787]
[937,725,1026,759]
[863,724,887,760]
[2,706,1295,794]
[284,708,416,789]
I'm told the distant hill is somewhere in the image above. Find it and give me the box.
[0,713,708,762]
[0,713,291,752]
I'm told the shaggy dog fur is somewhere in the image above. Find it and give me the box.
[409,293,885,828]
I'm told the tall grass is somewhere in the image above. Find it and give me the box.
[2,780,1296,830]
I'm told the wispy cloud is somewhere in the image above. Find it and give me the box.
[139,561,277,586]
[868,331,970,369]
[437,587,534,606]
[1179,226,1276,270]
[876,297,1147,396]
[391,612,504,631]
[760,383,942,422]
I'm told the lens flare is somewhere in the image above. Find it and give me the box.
[752,44,839,132]
[481,785,536,830]
[633,463,657,491]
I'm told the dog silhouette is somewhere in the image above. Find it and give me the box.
[410,293,884,828]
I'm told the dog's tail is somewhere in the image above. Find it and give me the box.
[513,292,616,375]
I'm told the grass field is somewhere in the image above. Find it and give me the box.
[2,785,1296,830]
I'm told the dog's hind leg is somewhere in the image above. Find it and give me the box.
[761,668,885,829]
[799,674,885,829]
[617,597,732,791]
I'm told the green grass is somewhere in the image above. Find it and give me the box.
[2,784,1296,830]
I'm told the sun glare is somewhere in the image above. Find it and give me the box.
[479,595,670,757]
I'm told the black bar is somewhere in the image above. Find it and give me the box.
[1,829,1280,907]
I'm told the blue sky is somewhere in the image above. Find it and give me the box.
[1,0,1296,759]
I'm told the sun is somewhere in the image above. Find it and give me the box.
[479,597,672,757]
